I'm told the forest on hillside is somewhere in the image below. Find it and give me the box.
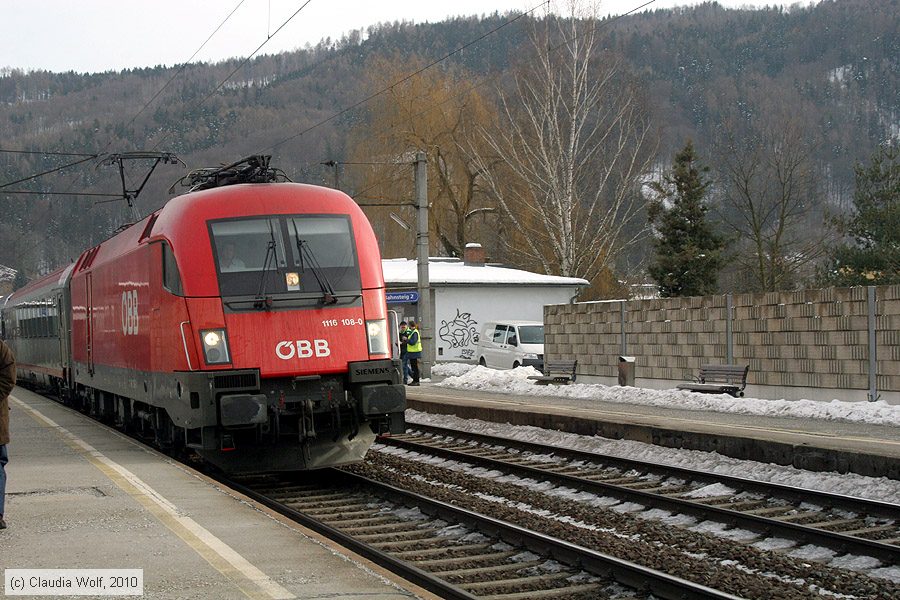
[1,0,898,297]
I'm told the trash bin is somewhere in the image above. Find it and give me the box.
[618,356,635,387]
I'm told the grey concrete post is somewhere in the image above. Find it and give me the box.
[620,301,627,356]
[726,293,734,364]
[414,151,433,379]
[867,285,878,402]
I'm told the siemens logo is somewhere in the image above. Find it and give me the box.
[354,367,391,376]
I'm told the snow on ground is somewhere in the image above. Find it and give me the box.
[431,364,900,426]
[432,362,476,378]
[683,482,737,499]
[404,409,900,504]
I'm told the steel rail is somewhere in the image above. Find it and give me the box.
[403,422,900,519]
[221,473,479,600]
[388,425,900,565]
[224,470,743,600]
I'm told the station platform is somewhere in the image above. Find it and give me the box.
[0,387,432,600]
[406,383,900,480]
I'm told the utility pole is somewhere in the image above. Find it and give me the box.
[414,151,434,379]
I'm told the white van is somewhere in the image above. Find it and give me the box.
[475,321,544,370]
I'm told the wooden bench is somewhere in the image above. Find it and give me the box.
[677,364,749,397]
[527,359,578,385]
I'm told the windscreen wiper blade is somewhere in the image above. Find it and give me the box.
[291,220,337,305]
[254,221,279,310]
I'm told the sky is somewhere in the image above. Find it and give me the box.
[1,0,810,74]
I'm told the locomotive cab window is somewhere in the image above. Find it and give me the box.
[211,218,287,275]
[209,215,361,301]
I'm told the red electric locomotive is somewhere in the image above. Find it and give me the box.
[2,156,406,473]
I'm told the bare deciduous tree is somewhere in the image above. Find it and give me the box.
[472,5,656,288]
[347,55,499,259]
[716,117,831,291]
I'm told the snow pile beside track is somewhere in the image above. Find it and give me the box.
[435,364,900,426]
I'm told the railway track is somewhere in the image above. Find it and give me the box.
[28,384,899,597]
[21,386,736,597]
[381,423,900,567]
[226,470,739,600]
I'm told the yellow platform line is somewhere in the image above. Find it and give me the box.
[11,396,295,600]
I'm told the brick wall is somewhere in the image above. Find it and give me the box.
[544,284,900,396]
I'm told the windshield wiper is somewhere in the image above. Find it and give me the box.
[291,220,337,305]
[254,221,279,310]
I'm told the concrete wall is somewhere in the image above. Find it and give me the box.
[544,285,900,404]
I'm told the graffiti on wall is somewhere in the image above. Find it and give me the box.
[439,308,478,359]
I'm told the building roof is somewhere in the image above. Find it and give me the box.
[382,258,588,287]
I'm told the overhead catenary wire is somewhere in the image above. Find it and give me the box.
[550,0,656,52]
[1,1,254,267]
[85,0,248,209]
[0,155,99,190]
[308,0,658,185]
[0,0,294,270]
[122,0,248,148]
[257,0,550,156]
[0,190,121,197]
[151,0,316,151]
[5,0,659,270]
[2,0,313,272]
[320,0,656,200]
[0,0,249,219]
[0,149,98,158]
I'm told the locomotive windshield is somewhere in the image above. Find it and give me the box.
[210,215,361,303]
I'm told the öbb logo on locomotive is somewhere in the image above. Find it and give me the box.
[121,289,139,336]
[275,339,331,360]
[2,155,407,475]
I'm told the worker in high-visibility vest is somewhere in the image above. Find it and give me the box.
[406,320,422,386]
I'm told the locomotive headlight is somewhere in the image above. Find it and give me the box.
[366,319,389,356]
[200,328,231,364]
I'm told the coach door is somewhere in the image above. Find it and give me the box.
[56,292,67,374]
[86,272,95,376]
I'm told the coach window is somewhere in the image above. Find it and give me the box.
[161,242,184,296]
[40,302,50,337]
[48,304,58,336]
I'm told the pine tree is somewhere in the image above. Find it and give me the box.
[12,269,28,291]
[821,144,900,286]
[647,141,726,297]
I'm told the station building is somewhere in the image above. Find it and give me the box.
[382,244,587,363]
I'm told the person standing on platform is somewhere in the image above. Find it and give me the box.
[398,321,411,385]
[406,320,422,386]
[0,337,16,530]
